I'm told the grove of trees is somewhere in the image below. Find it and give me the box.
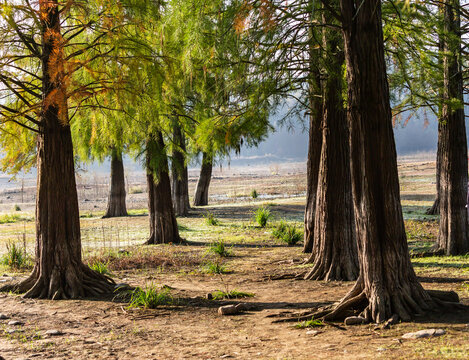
[0,0,466,325]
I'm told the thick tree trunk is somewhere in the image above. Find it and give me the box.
[304,8,358,281]
[171,124,190,216]
[193,152,213,206]
[103,149,128,218]
[322,0,447,323]
[1,1,114,298]
[437,0,469,255]
[146,132,182,245]
[303,9,323,254]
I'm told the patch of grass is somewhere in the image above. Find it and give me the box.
[204,212,219,226]
[129,186,144,194]
[295,318,325,329]
[273,221,302,246]
[89,261,112,276]
[254,206,271,227]
[0,213,23,224]
[202,261,228,274]
[210,289,254,300]
[207,240,231,257]
[1,242,30,269]
[251,189,258,199]
[126,284,173,309]
[127,208,148,216]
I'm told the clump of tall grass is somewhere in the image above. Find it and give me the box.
[273,221,302,246]
[204,212,219,226]
[254,206,271,227]
[126,284,173,309]
[207,240,231,257]
[1,242,30,269]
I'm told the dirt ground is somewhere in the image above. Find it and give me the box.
[0,159,469,359]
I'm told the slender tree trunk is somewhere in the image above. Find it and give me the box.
[193,152,213,206]
[303,7,323,254]
[305,6,358,281]
[103,149,128,218]
[1,0,114,298]
[171,124,190,216]
[437,0,469,255]
[322,0,452,323]
[146,132,182,245]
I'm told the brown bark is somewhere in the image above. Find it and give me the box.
[437,0,469,255]
[146,132,182,245]
[303,10,323,254]
[304,8,358,281]
[319,0,451,323]
[1,1,114,299]
[103,149,128,218]
[193,152,213,206]
[171,124,190,216]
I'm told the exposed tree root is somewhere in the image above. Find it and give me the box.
[0,264,115,300]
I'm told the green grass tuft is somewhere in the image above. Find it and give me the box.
[207,240,231,257]
[1,242,29,269]
[295,318,325,329]
[126,284,173,309]
[202,261,228,274]
[273,221,302,246]
[251,189,258,199]
[89,261,112,276]
[254,206,271,227]
[204,212,219,226]
[210,289,254,300]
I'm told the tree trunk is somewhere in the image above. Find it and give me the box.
[304,6,358,281]
[437,0,469,255]
[322,0,448,323]
[303,7,323,254]
[1,1,114,299]
[146,131,182,245]
[171,124,190,216]
[103,149,128,218]
[193,152,213,206]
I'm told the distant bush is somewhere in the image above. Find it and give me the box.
[129,186,144,194]
[204,211,219,226]
[251,189,258,199]
[14,205,21,212]
[254,206,271,227]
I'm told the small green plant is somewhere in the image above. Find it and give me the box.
[0,213,22,224]
[1,242,28,269]
[126,284,173,309]
[203,261,228,274]
[210,289,254,300]
[254,206,271,227]
[295,318,325,329]
[90,261,112,276]
[273,221,302,246]
[250,189,258,199]
[204,211,219,226]
[207,240,231,257]
[14,204,21,212]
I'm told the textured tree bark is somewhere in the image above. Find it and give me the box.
[319,0,454,323]
[303,8,323,254]
[193,152,213,206]
[146,132,182,245]
[103,149,128,218]
[304,7,358,281]
[1,1,114,299]
[437,0,469,255]
[171,124,190,216]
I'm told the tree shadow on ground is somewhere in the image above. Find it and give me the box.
[183,239,302,249]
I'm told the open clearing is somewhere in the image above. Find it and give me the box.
[0,160,468,359]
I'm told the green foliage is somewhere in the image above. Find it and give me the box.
[0,213,22,224]
[126,284,173,309]
[1,242,29,269]
[251,189,258,199]
[273,221,302,246]
[13,205,21,212]
[254,206,271,227]
[295,318,325,329]
[203,261,228,274]
[210,289,254,300]
[89,261,112,276]
[207,240,231,257]
[204,212,219,226]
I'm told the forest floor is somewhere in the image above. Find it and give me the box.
[0,159,468,359]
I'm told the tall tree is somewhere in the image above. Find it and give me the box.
[304,2,358,281]
[193,152,213,206]
[318,0,456,323]
[103,148,128,218]
[0,0,119,298]
[171,122,190,216]
[437,0,469,255]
